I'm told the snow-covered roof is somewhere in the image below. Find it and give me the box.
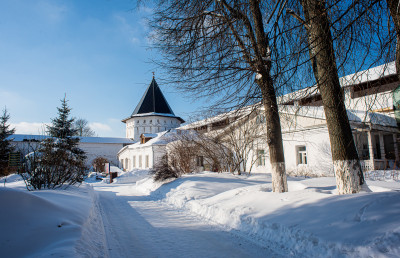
[120,129,193,152]
[181,63,398,131]
[78,136,135,144]
[279,106,398,127]
[8,134,135,144]
[279,62,396,104]
[339,62,396,87]
[180,105,257,130]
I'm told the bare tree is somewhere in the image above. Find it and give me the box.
[168,109,266,175]
[387,0,400,80]
[73,118,95,137]
[152,154,181,181]
[92,157,109,173]
[287,0,365,194]
[215,109,267,174]
[149,0,289,192]
[167,136,198,173]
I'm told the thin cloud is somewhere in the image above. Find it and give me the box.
[89,122,112,132]
[11,122,49,135]
[113,13,142,46]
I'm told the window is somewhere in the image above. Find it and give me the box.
[257,150,265,166]
[297,146,307,165]
[139,155,142,168]
[196,156,204,167]
[132,156,136,168]
[125,158,129,171]
[145,155,149,168]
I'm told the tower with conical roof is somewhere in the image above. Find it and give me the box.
[122,77,184,141]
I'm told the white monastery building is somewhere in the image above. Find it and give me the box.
[121,77,185,141]
[118,63,399,175]
[180,62,400,175]
[117,78,185,170]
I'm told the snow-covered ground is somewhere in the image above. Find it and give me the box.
[1,169,400,257]
[0,174,106,257]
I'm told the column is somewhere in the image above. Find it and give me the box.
[379,133,386,160]
[367,131,375,170]
[393,134,399,160]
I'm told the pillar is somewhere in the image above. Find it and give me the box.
[379,133,386,160]
[393,134,399,160]
[367,130,375,170]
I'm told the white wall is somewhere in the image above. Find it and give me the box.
[125,116,181,141]
[282,127,334,176]
[13,141,125,167]
[117,144,167,171]
[79,142,124,167]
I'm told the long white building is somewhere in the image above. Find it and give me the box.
[181,63,400,175]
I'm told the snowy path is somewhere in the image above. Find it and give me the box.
[95,185,279,258]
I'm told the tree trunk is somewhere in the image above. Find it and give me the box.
[387,0,400,80]
[250,0,288,192]
[301,0,364,194]
[260,77,288,193]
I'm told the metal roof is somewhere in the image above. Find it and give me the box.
[123,78,184,123]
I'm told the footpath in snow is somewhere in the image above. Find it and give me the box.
[1,169,400,257]
[113,169,400,257]
[95,184,277,257]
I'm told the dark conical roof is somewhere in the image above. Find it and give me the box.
[122,78,185,123]
[132,78,175,116]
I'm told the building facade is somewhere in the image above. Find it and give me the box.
[118,77,184,171]
[181,63,400,175]
[121,78,184,141]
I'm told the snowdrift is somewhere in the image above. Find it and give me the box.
[135,172,400,257]
[0,182,106,257]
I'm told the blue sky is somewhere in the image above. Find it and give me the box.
[0,0,202,137]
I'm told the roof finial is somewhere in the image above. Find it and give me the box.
[152,71,155,78]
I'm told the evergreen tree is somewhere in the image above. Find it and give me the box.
[45,97,86,160]
[47,97,77,138]
[20,97,87,190]
[0,108,15,177]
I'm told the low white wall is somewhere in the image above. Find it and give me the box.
[80,142,124,167]
[13,141,125,167]
[117,144,167,171]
